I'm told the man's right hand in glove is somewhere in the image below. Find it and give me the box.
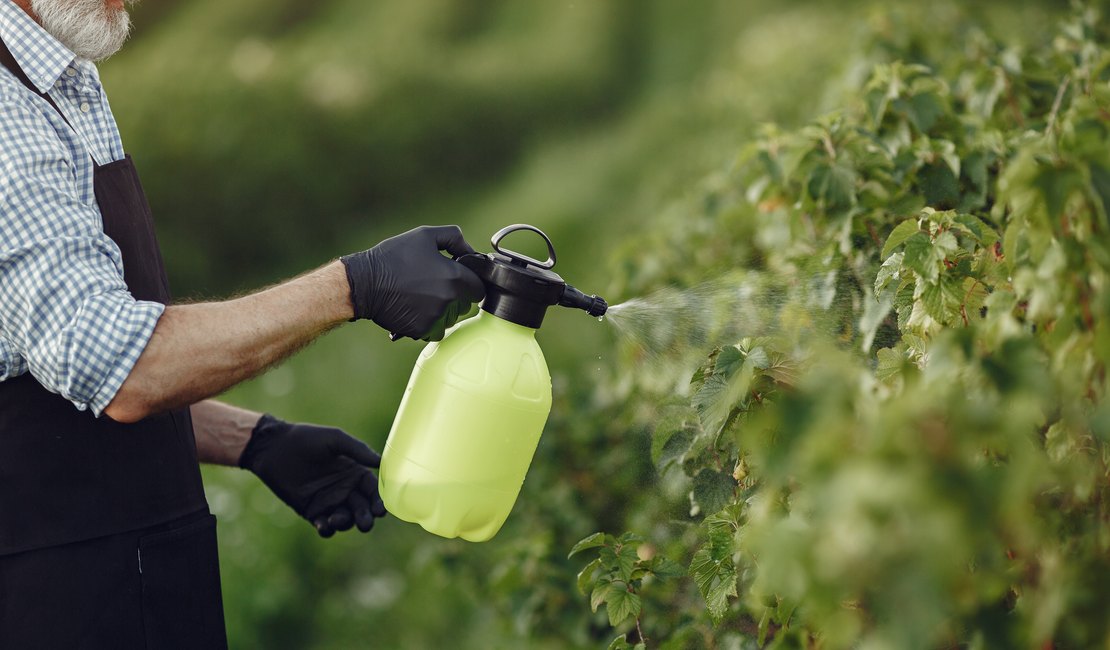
[341,225,486,341]
[105,224,485,423]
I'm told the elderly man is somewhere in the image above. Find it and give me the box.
[0,0,485,646]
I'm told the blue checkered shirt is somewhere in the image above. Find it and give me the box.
[0,0,163,416]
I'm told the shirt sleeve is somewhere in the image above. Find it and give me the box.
[0,88,164,416]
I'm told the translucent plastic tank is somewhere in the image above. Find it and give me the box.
[378,310,551,541]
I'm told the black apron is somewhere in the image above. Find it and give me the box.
[0,39,227,649]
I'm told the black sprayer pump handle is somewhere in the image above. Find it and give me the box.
[490,224,557,269]
[389,225,607,335]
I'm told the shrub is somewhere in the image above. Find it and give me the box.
[574,5,1110,648]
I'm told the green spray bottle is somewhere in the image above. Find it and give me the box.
[378,224,607,541]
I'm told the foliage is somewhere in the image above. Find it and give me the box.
[94,0,1087,647]
[130,1,878,648]
[580,3,1110,648]
[569,530,685,646]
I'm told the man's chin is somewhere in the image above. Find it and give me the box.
[79,28,130,61]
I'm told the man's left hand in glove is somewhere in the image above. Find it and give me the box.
[239,414,387,537]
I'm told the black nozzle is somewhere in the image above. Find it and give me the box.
[559,285,608,317]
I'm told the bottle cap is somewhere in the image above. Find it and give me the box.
[458,225,565,328]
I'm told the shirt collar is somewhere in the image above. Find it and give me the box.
[0,0,79,94]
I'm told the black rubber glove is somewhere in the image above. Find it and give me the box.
[239,414,387,537]
[341,225,486,341]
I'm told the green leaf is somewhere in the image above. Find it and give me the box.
[693,346,756,436]
[601,543,639,582]
[865,86,889,128]
[714,345,744,376]
[933,229,959,256]
[745,345,771,370]
[883,219,922,258]
[704,502,744,542]
[875,252,905,293]
[920,278,964,324]
[692,468,737,517]
[1034,164,1083,220]
[953,212,999,245]
[959,150,991,211]
[876,346,906,382]
[758,149,784,186]
[902,232,935,279]
[894,283,916,330]
[656,426,695,472]
[577,558,602,596]
[569,532,608,558]
[591,581,612,613]
[961,277,988,318]
[1090,163,1110,225]
[690,545,738,625]
[688,502,743,624]
[607,634,632,650]
[758,607,772,646]
[619,532,647,545]
[1091,400,1110,442]
[937,140,961,178]
[807,162,857,211]
[920,162,960,208]
[606,587,642,627]
[907,90,945,133]
[1001,219,1023,273]
[775,599,798,627]
[649,556,687,578]
[651,401,699,465]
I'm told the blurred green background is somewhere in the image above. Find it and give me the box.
[98,1,1066,647]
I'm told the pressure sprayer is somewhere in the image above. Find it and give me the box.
[378,224,607,542]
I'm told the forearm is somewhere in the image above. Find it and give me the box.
[191,399,262,466]
[104,261,353,423]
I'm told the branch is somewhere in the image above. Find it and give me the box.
[1045,75,1071,138]
[821,132,837,160]
[1004,75,1026,128]
[866,219,882,248]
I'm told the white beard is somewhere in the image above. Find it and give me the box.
[30,0,132,62]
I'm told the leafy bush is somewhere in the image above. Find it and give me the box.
[574,5,1110,648]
